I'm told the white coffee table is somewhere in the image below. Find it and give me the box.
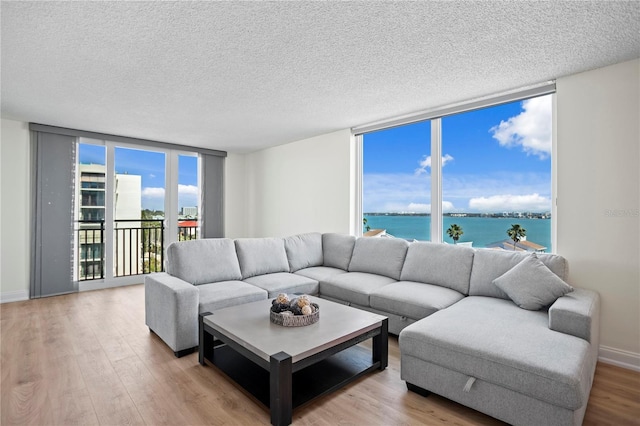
[199,296,388,426]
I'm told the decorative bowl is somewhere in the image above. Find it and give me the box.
[270,307,319,327]
[269,294,319,327]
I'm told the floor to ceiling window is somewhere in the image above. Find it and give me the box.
[359,89,554,252]
[75,139,200,284]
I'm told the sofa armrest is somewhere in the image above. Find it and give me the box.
[145,272,199,354]
[549,288,600,345]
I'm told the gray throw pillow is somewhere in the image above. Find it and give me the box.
[493,252,573,310]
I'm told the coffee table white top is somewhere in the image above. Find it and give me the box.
[203,296,386,363]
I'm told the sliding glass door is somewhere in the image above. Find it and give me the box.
[76,139,200,287]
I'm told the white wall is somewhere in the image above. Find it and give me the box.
[0,119,31,302]
[556,59,640,369]
[242,129,354,237]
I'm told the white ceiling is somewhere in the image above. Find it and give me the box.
[2,1,639,154]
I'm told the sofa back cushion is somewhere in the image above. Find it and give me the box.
[322,233,356,270]
[166,238,242,285]
[348,237,409,280]
[400,242,474,295]
[235,238,290,279]
[284,233,323,272]
[469,249,568,299]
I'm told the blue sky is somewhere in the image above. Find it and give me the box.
[78,145,199,211]
[363,95,552,213]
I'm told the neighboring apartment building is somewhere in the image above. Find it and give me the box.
[76,164,142,280]
[181,206,198,217]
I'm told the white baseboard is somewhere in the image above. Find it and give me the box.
[0,289,29,304]
[599,345,640,372]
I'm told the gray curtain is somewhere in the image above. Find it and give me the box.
[31,131,78,298]
[200,154,224,238]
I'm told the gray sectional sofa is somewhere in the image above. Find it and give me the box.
[144,232,600,426]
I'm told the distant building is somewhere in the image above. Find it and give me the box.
[181,206,198,216]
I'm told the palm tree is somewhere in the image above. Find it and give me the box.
[363,217,371,232]
[446,224,464,244]
[507,224,526,250]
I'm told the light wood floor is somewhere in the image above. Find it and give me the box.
[1,284,639,426]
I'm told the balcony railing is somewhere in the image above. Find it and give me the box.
[76,219,104,280]
[75,219,166,281]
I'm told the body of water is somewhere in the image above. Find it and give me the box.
[363,215,552,252]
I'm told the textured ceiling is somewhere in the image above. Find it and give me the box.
[2,1,639,153]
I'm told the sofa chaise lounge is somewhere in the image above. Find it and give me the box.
[144,232,599,426]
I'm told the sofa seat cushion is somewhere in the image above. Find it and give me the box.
[243,272,319,298]
[198,281,268,313]
[320,272,397,307]
[370,281,465,320]
[166,238,242,285]
[399,296,591,410]
[294,266,347,281]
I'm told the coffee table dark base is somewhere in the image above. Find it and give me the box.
[199,312,388,426]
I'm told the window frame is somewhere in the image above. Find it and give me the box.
[354,84,557,251]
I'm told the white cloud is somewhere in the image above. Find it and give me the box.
[178,184,198,195]
[490,95,552,159]
[415,154,454,175]
[141,187,165,210]
[407,203,430,213]
[141,185,199,211]
[142,187,165,198]
[142,185,197,198]
[468,193,551,212]
[442,201,456,213]
[178,184,199,209]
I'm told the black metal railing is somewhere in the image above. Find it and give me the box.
[75,219,166,281]
[114,219,165,278]
[76,219,105,280]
